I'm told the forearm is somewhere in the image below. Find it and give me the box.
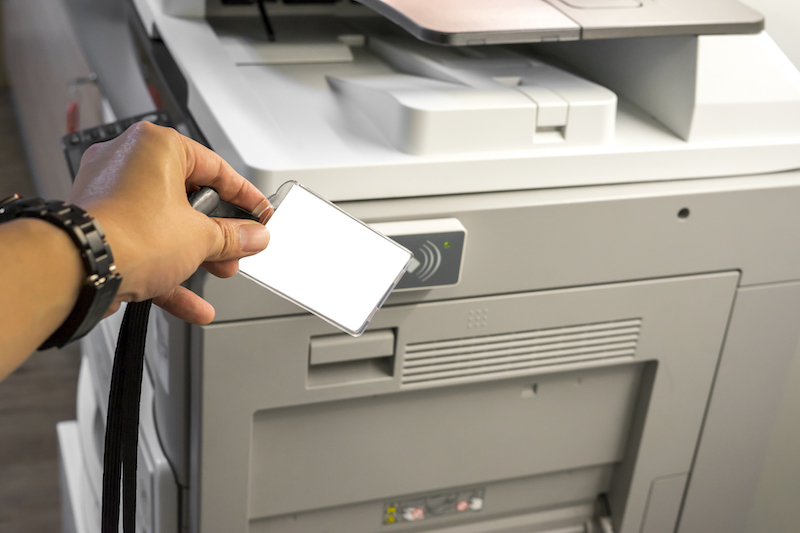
[0,124,269,380]
[0,218,84,379]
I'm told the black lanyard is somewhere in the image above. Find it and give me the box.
[101,300,152,533]
[99,186,231,532]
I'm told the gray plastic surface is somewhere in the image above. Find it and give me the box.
[139,358,180,533]
[159,172,800,532]
[253,496,598,533]
[251,365,639,518]
[250,478,600,533]
[640,474,687,533]
[547,0,764,40]
[357,0,581,46]
[309,330,395,366]
[678,281,800,533]
[151,311,191,488]
[188,272,736,532]
[57,422,84,533]
[201,172,800,323]
[358,0,763,44]
[177,173,800,532]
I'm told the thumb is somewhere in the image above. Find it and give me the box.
[207,218,270,262]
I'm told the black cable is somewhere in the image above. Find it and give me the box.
[255,0,276,42]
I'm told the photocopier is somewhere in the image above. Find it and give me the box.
[56,0,800,532]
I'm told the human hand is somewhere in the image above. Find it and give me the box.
[68,121,271,324]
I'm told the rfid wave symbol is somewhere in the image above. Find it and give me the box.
[413,240,442,282]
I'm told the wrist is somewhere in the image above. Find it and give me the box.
[2,196,123,349]
[5,218,84,335]
[81,205,137,303]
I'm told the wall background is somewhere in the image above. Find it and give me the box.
[0,88,82,533]
[0,1,89,531]
[0,1,7,88]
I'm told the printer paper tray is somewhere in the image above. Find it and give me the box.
[250,364,640,519]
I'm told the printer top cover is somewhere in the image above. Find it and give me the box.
[132,0,800,201]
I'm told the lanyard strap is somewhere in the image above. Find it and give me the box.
[98,185,225,532]
[101,300,152,533]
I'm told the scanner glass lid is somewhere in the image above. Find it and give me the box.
[357,0,764,45]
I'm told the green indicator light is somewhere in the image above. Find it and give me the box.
[444,241,451,249]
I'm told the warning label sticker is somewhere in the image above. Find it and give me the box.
[382,488,485,525]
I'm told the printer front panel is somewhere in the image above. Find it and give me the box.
[192,269,737,533]
[171,174,800,532]
[203,172,800,323]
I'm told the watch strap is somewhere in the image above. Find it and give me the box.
[0,194,45,221]
[1,195,122,349]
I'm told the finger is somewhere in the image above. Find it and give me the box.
[153,285,215,325]
[179,135,267,213]
[206,218,269,263]
[202,258,240,279]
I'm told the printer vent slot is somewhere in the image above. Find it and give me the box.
[402,318,641,385]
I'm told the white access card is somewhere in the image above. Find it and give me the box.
[238,182,413,336]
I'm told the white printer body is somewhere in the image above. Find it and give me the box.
[58,0,800,532]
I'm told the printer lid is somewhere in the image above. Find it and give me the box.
[358,0,764,45]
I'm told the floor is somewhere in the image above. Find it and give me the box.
[0,89,81,533]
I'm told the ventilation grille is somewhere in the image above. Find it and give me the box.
[402,318,642,385]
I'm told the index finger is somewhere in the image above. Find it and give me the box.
[179,134,267,213]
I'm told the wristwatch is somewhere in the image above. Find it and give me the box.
[0,194,122,349]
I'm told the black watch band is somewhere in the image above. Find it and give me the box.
[1,194,122,349]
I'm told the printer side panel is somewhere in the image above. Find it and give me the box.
[678,282,800,533]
